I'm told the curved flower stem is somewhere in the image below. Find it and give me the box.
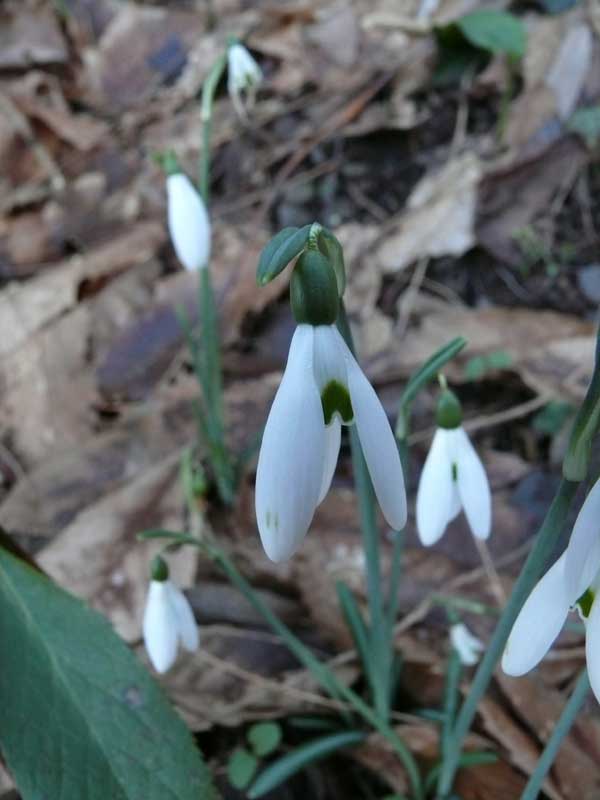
[436,478,579,797]
[337,303,391,720]
[520,669,589,800]
[194,51,235,503]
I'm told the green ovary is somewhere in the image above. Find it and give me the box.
[321,380,353,425]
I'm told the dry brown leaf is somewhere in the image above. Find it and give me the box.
[377,153,481,273]
[477,137,587,264]
[498,673,600,800]
[81,4,210,113]
[149,625,359,731]
[395,302,594,401]
[38,454,196,642]
[0,4,67,69]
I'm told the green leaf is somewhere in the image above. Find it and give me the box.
[248,731,365,798]
[228,747,259,789]
[464,350,512,380]
[456,11,526,58]
[568,105,600,148]
[248,721,283,757]
[318,228,346,295]
[532,401,575,435]
[336,582,377,698]
[256,225,312,285]
[0,546,218,800]
[425,751,498,792]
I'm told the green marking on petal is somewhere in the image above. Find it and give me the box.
[321,380,353,425]
[577,587,595,619]
[451,462,458,482]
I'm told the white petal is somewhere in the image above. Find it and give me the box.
[318,419,341,504]
[227,44,263,94]
[165,582,199,652]
[416,429,455,546]
[585,596,600,704]
[312,325,348,396]
[255,326,325,562]
[565,478,600,604]
[143,581,178,673]
[341,336,407,530]
[448,483,462,522]
[454,428,492,539]
[450,623,484,666]
[167,174,211,271]
[502,553,570,676]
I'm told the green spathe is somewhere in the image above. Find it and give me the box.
[290,249,339,325]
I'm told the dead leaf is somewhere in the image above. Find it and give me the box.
[38,454,196,642]
[0,4,68,69]
[377,153,481,272]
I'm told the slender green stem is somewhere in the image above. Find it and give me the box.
[520,670,589,800]
[199,53,227,203]
[438,649,462,796]
[437,478,579,797]
[337,304,390,720]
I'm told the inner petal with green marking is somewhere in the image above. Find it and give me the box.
[577,587,595,619]
[321,380,353,425]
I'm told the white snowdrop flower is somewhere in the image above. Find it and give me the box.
[227,43,263,118]
[143,573,199,674]
[256,323,407,563]
[450,623,484,666]
[166,172,211,271]
[416,390,491,546]
[503,478,600,702]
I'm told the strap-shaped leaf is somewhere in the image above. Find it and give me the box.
[0,546,219,800]
[248,731,365,798]
[256,225,312,286]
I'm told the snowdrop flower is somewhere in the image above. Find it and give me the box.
[416,389,491,546]
[503,478,600,701]
[256,248,406,562]
[143,557,199,673]
[450,623,484,666]
[227,43,263,118]
[166,172,211,271]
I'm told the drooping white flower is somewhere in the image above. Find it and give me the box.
[143,579,199,673]
[503,478,600,702]
[166,173,211,271]
[227,43,263,118]
[416,426,491,546]
[255,323,407,562]
[450,623,484,666]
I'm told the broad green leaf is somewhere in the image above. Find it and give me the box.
[568,105,600,148]
[256,225,312,285]
[248,731,365,798]
[456,11,526,58]
[247,721,282,757]
[0,546,218,800]
[228,747,258,789]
